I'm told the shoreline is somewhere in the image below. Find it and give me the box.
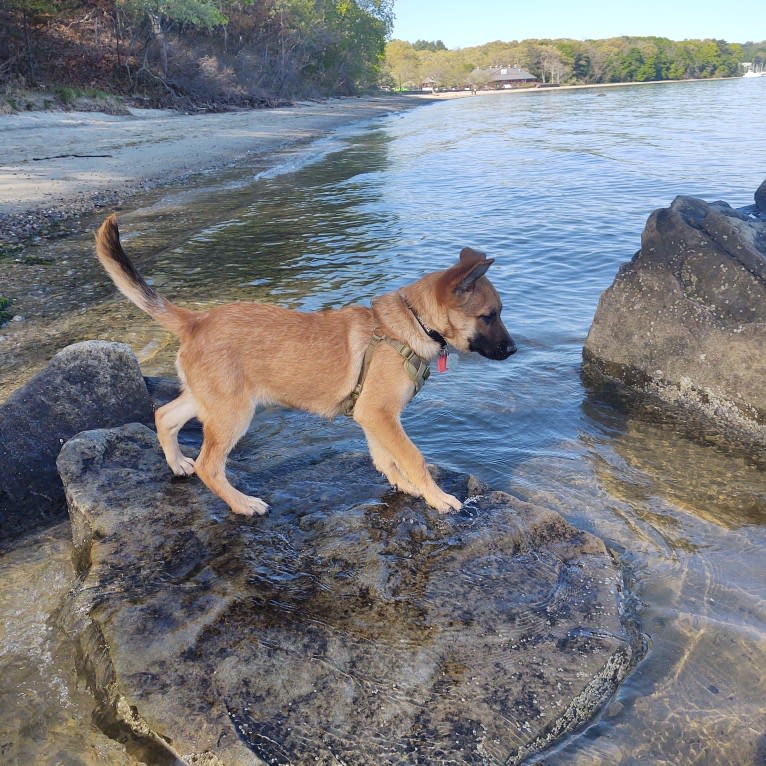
[0,94,436,243]
[0,78,740,244]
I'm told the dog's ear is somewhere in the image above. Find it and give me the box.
[453,247,495,294]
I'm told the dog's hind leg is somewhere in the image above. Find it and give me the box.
[155,389,198,477]
[193,404,269,517]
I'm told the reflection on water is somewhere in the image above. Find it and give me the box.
[1,78,766,764]
[0,524,131,764]
[513,408,766,766]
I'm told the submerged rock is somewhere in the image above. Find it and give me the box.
[58,423,639,765]
[0,340,153,543]
[583,190,766,454]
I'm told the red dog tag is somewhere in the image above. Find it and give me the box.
[437,350,448,373]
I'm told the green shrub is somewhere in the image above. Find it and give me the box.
[0,297,12,325]
[53,85,79,105]
[0,243,23,259]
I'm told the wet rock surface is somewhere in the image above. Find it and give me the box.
[0,340,154,543]
[583,189,766,454]
[58,423,639,766]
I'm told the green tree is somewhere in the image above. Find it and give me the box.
[119,0,227,82]
[572,50,592,82]
[123,0,228,27]
[619,46,644,81]
[304,0,392,93]
[413,39,446,52]
[384,39,419,89]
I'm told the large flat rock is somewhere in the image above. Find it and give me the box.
[57,423,639,765]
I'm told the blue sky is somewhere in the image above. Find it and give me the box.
[391,0,764,48]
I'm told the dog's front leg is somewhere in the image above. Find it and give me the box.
[354,405,461,514]
[364,431,422,498]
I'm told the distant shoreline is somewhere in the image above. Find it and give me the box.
[418,75,738,100]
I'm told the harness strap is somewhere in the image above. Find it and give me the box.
[341,330,431,416]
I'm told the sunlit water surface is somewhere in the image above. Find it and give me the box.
[2,78,766,764]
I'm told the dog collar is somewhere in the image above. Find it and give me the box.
[400,296,447,352]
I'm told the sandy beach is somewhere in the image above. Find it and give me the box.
[0,94,436,240]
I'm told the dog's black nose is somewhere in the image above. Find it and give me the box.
[497,338,517,359]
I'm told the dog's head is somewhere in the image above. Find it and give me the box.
[436,247,516,360]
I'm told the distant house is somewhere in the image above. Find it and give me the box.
[470,65,537,90]
[421,76,438,92]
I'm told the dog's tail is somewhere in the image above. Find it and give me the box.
[95,214,192,336]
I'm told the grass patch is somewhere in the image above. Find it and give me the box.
[52,85,78,105]
[0,242,24,259]
[19,254,49,265]
[52,85,115,105]
[0,83,129,114]
[0,297,12,325]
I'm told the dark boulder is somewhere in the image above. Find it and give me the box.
[755,179,766,213]
[584,192,766,453]
[0,341,153,543]
[57,423,640,766]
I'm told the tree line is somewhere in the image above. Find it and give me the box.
[0,0,393,107]
[2,4,764,108]
[383,36,766,91]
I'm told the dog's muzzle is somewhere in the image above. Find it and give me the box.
[470,334,517,360]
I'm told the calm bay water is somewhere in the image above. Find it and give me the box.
[2,78,766,764]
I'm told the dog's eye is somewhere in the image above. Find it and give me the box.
[480,310,497,324]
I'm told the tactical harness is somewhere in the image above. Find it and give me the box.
[340,330,431,417]
[340,297,447,417]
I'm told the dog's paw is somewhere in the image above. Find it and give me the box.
[230,495,269,517]
[429,491,462,514]
[169,455,196,477]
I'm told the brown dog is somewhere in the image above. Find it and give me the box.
[95,214,515,515]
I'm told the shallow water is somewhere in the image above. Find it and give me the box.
[2,78,766,764]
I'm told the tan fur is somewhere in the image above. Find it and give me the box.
[95,214,515,516]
